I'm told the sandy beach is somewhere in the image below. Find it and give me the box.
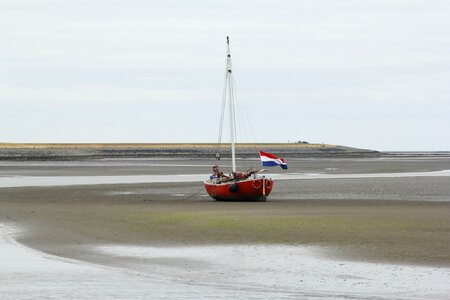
[1,156,450,298]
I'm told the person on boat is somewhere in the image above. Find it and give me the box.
[232,168,261,180]
[210,165,229,183]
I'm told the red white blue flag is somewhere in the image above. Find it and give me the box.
[259,151,288,170]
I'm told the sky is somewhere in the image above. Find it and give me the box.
[1,0,449,151]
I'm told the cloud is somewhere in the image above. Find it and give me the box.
[0,0,449,149]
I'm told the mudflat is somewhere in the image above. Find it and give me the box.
[1,178,449,267]
[1,157,450,269]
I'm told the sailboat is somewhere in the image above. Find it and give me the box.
[203,37,274,202]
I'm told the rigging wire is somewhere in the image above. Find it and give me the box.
[234,78,259,144]
[217,72,228,146]
[215,37,261,162]
[232,54,260,159]
[216,52,229,159]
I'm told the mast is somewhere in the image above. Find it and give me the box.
[226,36,237,172]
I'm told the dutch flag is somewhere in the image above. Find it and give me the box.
[259,151,288,170]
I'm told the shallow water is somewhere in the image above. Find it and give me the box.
[0,170,449,188]
[2,157,450,177]
[0,224,298,299]
[95,244,450,299]
[2,223,450,299]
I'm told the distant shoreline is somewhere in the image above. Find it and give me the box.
[0,142,382,160]
[1,143,449,161]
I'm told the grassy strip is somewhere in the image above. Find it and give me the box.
[0,142,332,149]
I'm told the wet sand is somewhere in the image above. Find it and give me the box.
[1,157,450,298]
[1,175,450,266]
[3,224,449,299]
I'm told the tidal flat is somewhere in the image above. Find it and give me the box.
[2,183,450,266]
[1,157,450,298]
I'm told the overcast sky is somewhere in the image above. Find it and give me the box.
[1,0,449,151]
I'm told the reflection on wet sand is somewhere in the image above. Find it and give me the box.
[2,223,450,299]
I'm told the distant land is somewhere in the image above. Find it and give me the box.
[0,142,382,160]
[1,143,449,161]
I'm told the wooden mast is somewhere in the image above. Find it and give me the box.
[226,36,237,172]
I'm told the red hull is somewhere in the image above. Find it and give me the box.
[204,177,274,201]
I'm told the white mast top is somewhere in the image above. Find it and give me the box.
[226,36,237,172]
